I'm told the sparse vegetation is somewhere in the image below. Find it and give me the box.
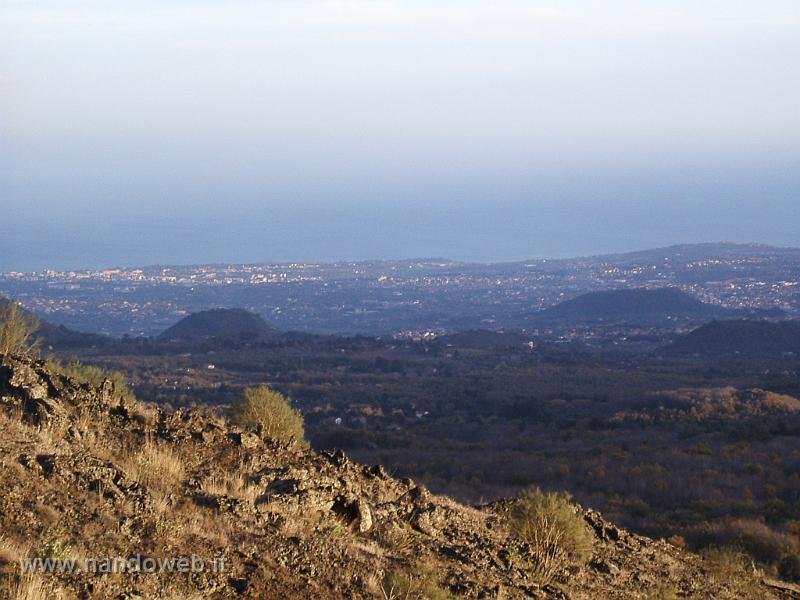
[0,535,28,573]
[35,336,800,580]
[0,301,40,356]
[200,473,260,505]
[45,359,137,405]
[126,438,185,491]
[509,487,593,583]
[230,385,306,444]
[373,563,451,600]
[642,583,678,600]
[0,574,60,600]
[381,525,417,556]
[0,353,783,599]
[0,536,60,600]
[30,528,72,562]
[703,545,762,596]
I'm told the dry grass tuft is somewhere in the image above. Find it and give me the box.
[0,408,23,431]
[0,574,62,600]
[130,402,160,427]
[33,504,60,527]
[200,473,260,504]
[183,510,230,548]
[125,437,185,492]
[379,525,417,557]
[0,535,31,574]
[369,562,451,600]
[33,421,70,454]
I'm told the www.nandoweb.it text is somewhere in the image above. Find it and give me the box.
[19,554,227,575]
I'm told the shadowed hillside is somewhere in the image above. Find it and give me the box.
[666,320,800,356]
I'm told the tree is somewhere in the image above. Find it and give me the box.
[0,299,40,356]
[231,385,306,444]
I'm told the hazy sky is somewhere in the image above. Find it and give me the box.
[1,0,799,270]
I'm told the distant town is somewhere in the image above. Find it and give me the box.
[1,243,798,338]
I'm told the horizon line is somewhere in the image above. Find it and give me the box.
[2,240,799,275]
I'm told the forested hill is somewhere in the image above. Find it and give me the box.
[667,319,800,356]
[158,308,279,341]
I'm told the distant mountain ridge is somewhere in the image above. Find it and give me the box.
[569,242,800,265]
[533,287,777,325]
[158,308,279,340]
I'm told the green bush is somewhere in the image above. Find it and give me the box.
[509,487,593,583]
[231,385,306,444]
[0,300,40,356]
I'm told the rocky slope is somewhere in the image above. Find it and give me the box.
[0,354,795,599]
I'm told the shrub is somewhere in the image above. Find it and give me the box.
[231,385,306,444]
[703,545,761,596]
[509,487,593,583]
[779,554,800,583]
[696,518,798,567]
[0,301,40,356]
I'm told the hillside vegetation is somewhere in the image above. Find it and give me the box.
[56,323,800,583]
[0,354,791,599]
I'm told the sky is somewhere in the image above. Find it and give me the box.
[1,0,799,270]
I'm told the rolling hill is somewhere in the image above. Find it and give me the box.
[666,319,800,356]
[533,287,771,325]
